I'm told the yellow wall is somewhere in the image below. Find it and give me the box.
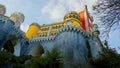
[37,23,64,37]
[26,12,82,37]
[71,19,82,27]
[26,19,82,38]
[26,24,40,38]
[64,19,82,28]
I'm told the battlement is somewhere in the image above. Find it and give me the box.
[64,11,81,22]
[26,5,94,38]
[29,26,92,44]
[26,11,84,38]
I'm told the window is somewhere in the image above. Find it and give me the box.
[66,20,72,26]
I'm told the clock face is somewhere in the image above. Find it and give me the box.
[67,20,72,26]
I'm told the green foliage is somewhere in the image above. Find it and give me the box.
[27,56,47,68]
[45,47,64,68]
[3,40,14,53]
[0,51,13,65]
[0,47,64,68]
[89,47,120,68]
[28,47,64,68]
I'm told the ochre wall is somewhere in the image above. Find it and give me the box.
[26,12,83,38]
[64,19,82,28]
[26,24,40,38]
[26,19,82,38]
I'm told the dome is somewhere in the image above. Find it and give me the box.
[64,11,81,22]
[30,23,40,27]
[10,12,25,25]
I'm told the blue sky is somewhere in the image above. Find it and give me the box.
[0,0,120,53]
[0,0,97,31]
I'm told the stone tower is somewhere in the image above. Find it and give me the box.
[10,12,25,28]
[26,23,40,38]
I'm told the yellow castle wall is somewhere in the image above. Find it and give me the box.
[26,12,83,38]
[64,19,82,27]
[26,19,82,38]
[26,24,40,38]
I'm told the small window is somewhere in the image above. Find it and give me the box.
[66,20,72,26]
[73,15,75,18]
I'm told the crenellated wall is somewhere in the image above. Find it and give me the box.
[0,15,15,48]
[0,14,29,56]
[23,25,103,68]
[0,11,103,68]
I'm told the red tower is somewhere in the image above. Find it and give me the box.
[79,5,93,32]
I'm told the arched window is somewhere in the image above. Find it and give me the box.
[66,20,72,26]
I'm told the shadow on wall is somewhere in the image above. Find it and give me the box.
[28,44,44,57]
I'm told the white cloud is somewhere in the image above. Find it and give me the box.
[41,0,97,21]
[41,0,65,21]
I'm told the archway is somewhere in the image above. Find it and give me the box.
[28,44,44,57]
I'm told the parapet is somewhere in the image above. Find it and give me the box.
[64,11,81,22]
[29,26,93,44]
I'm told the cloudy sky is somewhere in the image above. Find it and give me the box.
[0,0,120,53]
[0,0,98,31]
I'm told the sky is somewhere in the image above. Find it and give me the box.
[0,0,120,53]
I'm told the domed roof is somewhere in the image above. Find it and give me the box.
[64,11,81,22]
[30,23,40,27]
[10,12,25,24]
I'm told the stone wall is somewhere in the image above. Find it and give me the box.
[25,26,96,68]
[0,14,103,68]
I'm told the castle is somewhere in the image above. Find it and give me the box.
[0,4,103,68]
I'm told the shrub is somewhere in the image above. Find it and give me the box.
[89,47,120,68]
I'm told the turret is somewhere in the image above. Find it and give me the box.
[26,23,40,38]
[0,4,6,15]
[64,11,82,28]
[92,24,100,37]
[10,12,25,28]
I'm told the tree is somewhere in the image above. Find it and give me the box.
[89,46,120,68]
[28,47,64,68]
[44,47,64,68]
[93,0,120,39]
[0,47,64,68]
[3,40,14,53]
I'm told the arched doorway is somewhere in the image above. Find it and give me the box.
[28,44,44,57]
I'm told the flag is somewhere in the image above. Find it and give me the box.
[79,5,93,32]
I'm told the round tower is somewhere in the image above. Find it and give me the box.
[0,4,6,15]
[10,12,25,28]
[92,24,100,37]
[64,11,82,28]
[26,23,40,38]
